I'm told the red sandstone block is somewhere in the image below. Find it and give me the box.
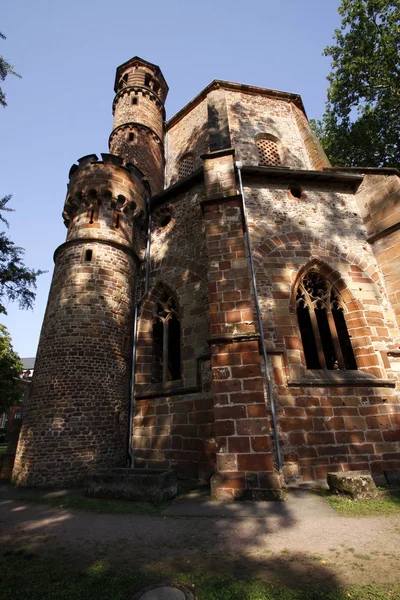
[241,351,260,365]
[317,445,350,456]
[231,365,261,379]
[236,418,270,436]
[335,431,365,443]
[324,417,345,430]
[348,443,374,455]
[189,411,214,425]
[247,404,267,418]
[250,436,272,452]
[306,432,336,445]
[230,392,264,405]
[366,415,391,429]
[243,379,264,391]
[281,418,314,432]
[383,430,400,442]
[237,453,274,472]
[215,420,235,436]
[288,432,307,445]
[344,416,367,430]
[214,405,246,421]
[226,310,241,323]
[228,436,250,453]
[213,379,242,394]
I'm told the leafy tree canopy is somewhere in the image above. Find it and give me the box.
[0,32,21,108]
[0,323,23,412]
[0,195,44,315]
[311,0,400,169]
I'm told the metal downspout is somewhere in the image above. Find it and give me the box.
[235,162,283,471]
[128,197,152,468]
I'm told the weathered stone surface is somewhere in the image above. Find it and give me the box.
[86,468,177,504]
[327,471,378,500]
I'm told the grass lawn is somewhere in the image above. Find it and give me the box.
[1,549,399,600]
[321,490,400,516]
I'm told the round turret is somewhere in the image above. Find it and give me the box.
[12,154,148,487]
[109,57,168,195]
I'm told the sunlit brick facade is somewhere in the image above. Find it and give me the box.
[13,57,400,499]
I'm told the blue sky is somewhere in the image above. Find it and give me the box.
[1,0,342,358]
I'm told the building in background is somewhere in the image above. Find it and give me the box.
[12,57,400,500]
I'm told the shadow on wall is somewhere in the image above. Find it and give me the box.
[168,117,209,186]
[229,102,306,169]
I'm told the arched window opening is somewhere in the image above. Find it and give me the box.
[119,73,129,90]
[178,154,194,180]
[256,136,281,166]
[296,271,357,370]
[151,292,181,383]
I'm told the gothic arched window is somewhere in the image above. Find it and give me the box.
[151,292,181,384]
[256,135,281,166]
[296,271,357,370]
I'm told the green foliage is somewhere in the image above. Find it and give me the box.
[314,0,400,168]
[322,490,400,516]
[0,195,44,315]
[0,323,23,412]
[0,32,21,107]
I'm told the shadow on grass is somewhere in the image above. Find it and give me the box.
[1,549,399,600]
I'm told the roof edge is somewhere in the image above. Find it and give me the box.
[167,79,306,129]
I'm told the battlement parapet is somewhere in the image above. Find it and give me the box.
[63,154,150,248]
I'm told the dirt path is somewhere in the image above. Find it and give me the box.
[0,490,399,589]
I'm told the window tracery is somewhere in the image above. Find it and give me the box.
[296,271,357,370]
[151,292,181,384]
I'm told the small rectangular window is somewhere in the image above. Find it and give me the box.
[84,249,93,262]
[131,97,138,105]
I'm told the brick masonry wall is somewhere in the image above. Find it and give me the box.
[109,126,164,195]
[132,184,213,479]
[165,97,209,186]
[12,161,145,487]
[225,90,312,170]
[132,392,215,480]
[356,174,400,329]
[244,177,400,480]
[113,88,164,140]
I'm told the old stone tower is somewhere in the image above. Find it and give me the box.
[13,57,400,500]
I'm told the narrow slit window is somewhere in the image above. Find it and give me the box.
[113,211,121,229]
[128,132,134,141]
[296,270,357,370]
[87,205,98,224]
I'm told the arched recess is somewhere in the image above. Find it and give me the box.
[255,133,282,167]
[140,282,182,385]
[251,233,389,378]
[291,259,358,370]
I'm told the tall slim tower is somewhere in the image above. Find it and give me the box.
[109,57,168,194]
[12,58,168,487]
